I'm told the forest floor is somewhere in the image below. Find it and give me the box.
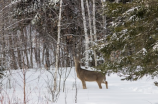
[0,67,158,104]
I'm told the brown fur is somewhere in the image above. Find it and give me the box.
[74,56,108,89]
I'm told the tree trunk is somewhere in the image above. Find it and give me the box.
[9,35,17,69]
[35,37,41,68]
[42,41,45,65]
[17,44,22,69]
[115,0,119,3]
[86,0,93,45]
[37,38,41,68]
[93,0,97,67]
[29,26,33,68]
[54,0,62,91]
[45,44,50,70]
[23,29,30,68]
[1,0,6,67]
[101,0,107,33]
[81,0,89,68]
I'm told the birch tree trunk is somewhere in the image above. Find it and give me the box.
[101,0,106,31]
[9,35,16,69]
[81,0,89,67]
[54,0,62,91]
[86,0,97,67]
[86,0,93,44]
[17,32,22,69]
[29,26,33,68]
[92,0,97,66]
[1,0,6,67]
[115,0,119,3]
[23,29,30,68]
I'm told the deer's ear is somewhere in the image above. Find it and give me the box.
[74,54,79,60]
[76,54,79,57]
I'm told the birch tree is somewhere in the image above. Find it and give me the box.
[81,0,89,67]
[86,0,93,44]
[92,0,98,66]
[115,0,119,3]
[101,0,107,32]
[54,0,62,91]
[0,0,5,67]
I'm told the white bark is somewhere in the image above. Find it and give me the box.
[101,0,107,30]
[92,0,97,66]
[93,0,97,42]
[81,0,89,67]
[86,0,93,44]
[54,0,62,91]
[115,0,119,3]
[86,0,98,67]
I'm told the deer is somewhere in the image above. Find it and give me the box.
[74,56,108,89]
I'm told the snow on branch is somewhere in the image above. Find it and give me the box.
[153,42,158,51]
[0,0,22,13]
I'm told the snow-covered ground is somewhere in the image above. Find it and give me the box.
[0,67,158,104]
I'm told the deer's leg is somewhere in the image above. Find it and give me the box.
[81,80,87,89]
[105,81,108,89]
[97,81,102,89]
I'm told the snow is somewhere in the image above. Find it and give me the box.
[123,7,139,16]
[153,42,158,51]
[0,67,158,104]
[49,0,60,6]
[142,48,147,55]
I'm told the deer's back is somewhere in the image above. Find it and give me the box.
[78,69,104,81]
